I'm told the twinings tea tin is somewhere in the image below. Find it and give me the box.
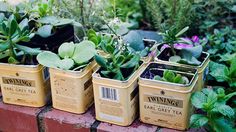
[139,62,198,130]
[0,63,50,107]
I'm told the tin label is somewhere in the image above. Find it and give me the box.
[144,94,183,108]
[2,77,35,87]
[99,86,119,102]
[143,94,183,116]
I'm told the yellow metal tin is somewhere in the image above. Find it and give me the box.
[92,63,145,126]
[0,63,50,107]
[49,61,95,114]
[139,62,198,130]
[155,51,210,91]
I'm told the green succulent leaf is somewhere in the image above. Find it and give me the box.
[72,40,96,64]
[121,55,140,68]
[58,58,74,70]
[37,51,60,68]
[169,55,181,63]
[58,42,75,58]
[8,56,19,64]
[37,25,53,38]
[95,54,107,68]
[15,44,41,55]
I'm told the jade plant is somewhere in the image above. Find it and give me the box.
[0,14,41,64]
[190,88,236,131]
[158,26,205,66]
[153,70,189,84]
[95,37,141,81]
[37,40,96,70]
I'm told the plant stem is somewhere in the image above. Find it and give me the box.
[8,39,16,59]
[170,44,176,56]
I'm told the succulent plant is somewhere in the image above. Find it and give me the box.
[0,14,40,64]
[154,70,189,84]
[37,40,96,70]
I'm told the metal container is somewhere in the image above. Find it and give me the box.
[0,63,50,107]
[92,63,145,126]
[49,61,94,114]
[155,48,210,91]
[139,62,198,130]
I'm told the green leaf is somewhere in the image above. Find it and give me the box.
[15,44,41,55]
[37,16,59,24]
[19,18,29,31]
[169,55,181,63]
[211,117,234,132]
[190,114,208,128]
[37,51,60,68]
[37,25,53,38]
[217,104,235,118]
[8,56,19,64]
[209,61,230,82]
[95,54,107,68]
[116,55,125,65]
[9,19,17,36]
[58,42,75,58]
[53,18,73,26]
[164,70,175,82]
[191,92,207,109]
[175,26,189,37]
[121,55,140,68]
[123,31,145,51]
[154,75,162,80]
[0,42,9,52]
[229,58,236,77]
[181,45,203,58]
[106,44,115,54]
[72,40,96,64]
[58,58,74,70]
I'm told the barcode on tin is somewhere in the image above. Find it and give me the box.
[100,87,119,101]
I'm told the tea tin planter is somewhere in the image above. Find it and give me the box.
[0,63,50,107]
[139,62,198,130]
[155,48,210,91]
[92,63,145,126]
[49,61,95,114]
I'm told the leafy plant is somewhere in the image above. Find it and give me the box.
[205,26,236,62]
[94,37,141,81]
[209,58,236,88]
[190,88,236,131]
[153,70,189,84]
[158,26,204,66]
[37,40,96,70]
[142,0,194,32]
[0,14,40,64]
[193,0,236,34]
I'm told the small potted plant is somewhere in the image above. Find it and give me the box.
[0,15,50,107]
[37,39,97,114]
[92,37,144,126]
[88,29,158,64]
[139,62,198,130]
[154,27,210,91]
[15,0,83,52]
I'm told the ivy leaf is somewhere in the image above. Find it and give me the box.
[190,114,208,128]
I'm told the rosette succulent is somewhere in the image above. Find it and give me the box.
[37,40,96,70]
